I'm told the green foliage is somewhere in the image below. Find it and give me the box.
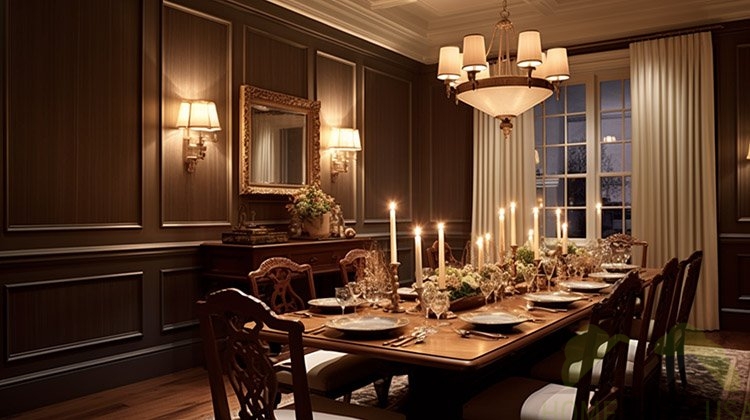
[516,246,535,265]
[286,184,337,222]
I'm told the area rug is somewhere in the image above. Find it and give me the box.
[280,345,750,419]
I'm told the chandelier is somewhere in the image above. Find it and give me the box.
[437,0,569,140]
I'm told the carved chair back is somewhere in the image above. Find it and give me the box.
[248,257,316,314]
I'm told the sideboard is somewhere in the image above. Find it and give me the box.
[199,237,374,297]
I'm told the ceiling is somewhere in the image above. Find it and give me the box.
[266,0,750,63]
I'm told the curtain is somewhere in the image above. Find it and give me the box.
[630,32,719,330]
[471,109,536,265]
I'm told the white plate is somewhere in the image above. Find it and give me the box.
[524,291,585,304]
[587,272,627,283]
[325,316,409,333]
[459,311,527,328]
[600,263,639,272]
[397,287,418,299]
[557,280,611,292]
[307,297,362,309]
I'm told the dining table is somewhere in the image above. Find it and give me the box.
[261,268,659,419]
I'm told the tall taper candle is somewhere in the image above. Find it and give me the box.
[437,223,446,289]
[595,202,602,240]
[414,227,423,287]
[484,233,491,266]
[389,202,397,264]
[510,202,517,246]
[555,208,562,240]
[562,222,568,255]
[528,229,533,248]
[498,208,506,262]
[532,206,540,260]
[476,237,484,269]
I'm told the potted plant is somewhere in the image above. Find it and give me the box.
[286,184,339,238]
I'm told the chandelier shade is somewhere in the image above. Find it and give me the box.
[436,0,569,140]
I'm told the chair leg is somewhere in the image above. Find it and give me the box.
[665,354,676,394]
[678,353,687,389]
[373,375,393,407]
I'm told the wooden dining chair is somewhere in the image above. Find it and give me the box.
[664,250,703,391]
[603,233,649,268]
[425,240,461,270]
[463,272,641,420]
[338,248,369,285]
[196,288,404,420]
[248,257,390,403]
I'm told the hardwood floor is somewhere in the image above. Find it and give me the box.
[8,330,749,419]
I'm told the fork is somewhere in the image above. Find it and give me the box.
[453,328,507,340]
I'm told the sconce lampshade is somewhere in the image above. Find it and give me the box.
[329,128,362,151]
[176,100,221,133]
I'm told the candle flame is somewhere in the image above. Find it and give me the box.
[555,208,561,215]
[389,201,396,210]
[484,232,491,241]
[499,208,505,216]
[438,222,445,230]
[510,202,516,209]
[414,226,422,236]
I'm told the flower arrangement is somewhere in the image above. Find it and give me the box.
[286,184,338,222]
[424,265,482,301]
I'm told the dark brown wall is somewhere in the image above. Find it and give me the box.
[715,19,750,331]
[0,0,473,414]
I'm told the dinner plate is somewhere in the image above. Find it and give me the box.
[557,280,611,292]
[523,291,585,305]
[325,316,409,335]
[587,271,627,283]
[600,263,639,272]
[307,297,362,309]
[397,287,419,299]
[459,311,528,328]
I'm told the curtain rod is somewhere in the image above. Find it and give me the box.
[567,24,725,56]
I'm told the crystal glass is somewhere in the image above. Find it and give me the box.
[334,287,352,316]
[494,271,511,303]
[420,285,438,333]
[541,257,557,291]
[429,291,451,328]
[479,276,497,308]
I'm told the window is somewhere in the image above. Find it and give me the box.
[534,64,632,240]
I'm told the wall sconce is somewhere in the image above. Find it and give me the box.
[176,100,221,173]
[328,127,361,182]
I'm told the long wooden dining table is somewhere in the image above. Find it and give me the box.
[261,268,659,419]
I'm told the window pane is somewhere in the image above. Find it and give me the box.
[544,179,563,206]
[545,116,565,145]
[625,208,632,234]
[567,209,586,238]
[543,209,557,238]
[535,117,543,146]
[568,145,586,174]
[601,80,622,110]
[602,208,622,238]
[601,143,622,173]
[601,176,622,206]
[545,147,564,175]
[601,112,622,141]
[545,89,565,115]
[567,178,586,206]
[624,176,631,206]
[623,143,632,172]
[623,79,631,109]
[624,111,631,140]
[567,115,586,143]
[567,84,585,113]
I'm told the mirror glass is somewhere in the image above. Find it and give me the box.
[240,85,320,195]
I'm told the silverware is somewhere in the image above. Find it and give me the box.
[401,334,426,347]
[391,332,427,347]
[523,304,567,313]
[382,335,407,346]
[453,328,507,340]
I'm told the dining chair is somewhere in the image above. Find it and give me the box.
[664,250,703,392]
[196,288,404,420]
[338,248,370,285]
[425,240,461,270]
[528,258,680,418]
[248,257,389,403]
[603,233,649,268]
[463,272,642,420]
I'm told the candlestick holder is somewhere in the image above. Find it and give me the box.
[386,262,405,313]
[413,285,424,312]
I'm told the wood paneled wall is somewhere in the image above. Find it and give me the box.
[0,0,473,414]
[715,20,750,331]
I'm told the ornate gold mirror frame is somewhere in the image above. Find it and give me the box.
[239,85,321,195]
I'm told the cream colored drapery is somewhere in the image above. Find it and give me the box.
[630,32,719,330]
[471,110,536,264]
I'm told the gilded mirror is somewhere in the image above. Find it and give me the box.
[240,85,321,195]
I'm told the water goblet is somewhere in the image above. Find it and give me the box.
[420,285,438,333]
[429,291,451,328]
[334,287,352,316]
[541,257,556,291]
[494,271,511,303]
[479,276,497,308]
[346,282,363,314]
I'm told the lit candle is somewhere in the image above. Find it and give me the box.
[484,233,491,266]
[389,202,397,264]
[562,222,568,255]
[528,229,534,248]
[476,237,484,269]
[595,202,602,240]
[510,201,517,246]
[498,208,506,262]
[532,206,540,260]
[438,223,446,289]
[555,208,562,240]
[414,227,423,287]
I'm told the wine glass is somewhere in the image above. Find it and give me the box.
[346,282,363,315]
[494,271,510,303]
[429,291,451,328]
[541,257,556,291]
[334,287,352,316]
[479,276,497,308]
[420,285,438,333]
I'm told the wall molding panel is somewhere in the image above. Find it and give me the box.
[160,266,202,333]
